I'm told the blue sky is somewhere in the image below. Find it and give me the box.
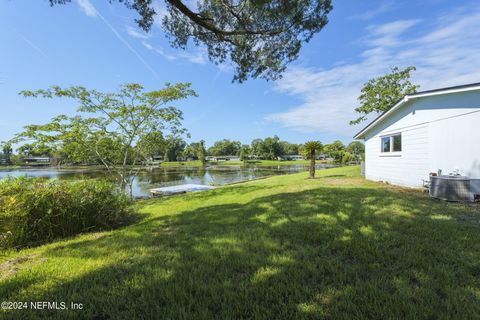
[1,0,479,148]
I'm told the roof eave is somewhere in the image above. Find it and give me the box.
[353,97,408,140]
[352,83,480,140]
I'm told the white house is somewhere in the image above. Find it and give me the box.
[205,155,240,161]
[354,82,480,188]
[281,155,304,161]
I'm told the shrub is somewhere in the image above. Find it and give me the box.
[0,177,130,248]
[341,151,353,164]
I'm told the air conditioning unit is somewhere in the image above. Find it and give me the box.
[430,176,472,202]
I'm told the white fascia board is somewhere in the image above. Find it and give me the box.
[354,85,480,139]
[353,97,408,139]
[409,85,480,99]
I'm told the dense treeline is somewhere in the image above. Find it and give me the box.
[1,135,364,165]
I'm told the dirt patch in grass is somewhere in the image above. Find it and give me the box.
[321,176,364,187]
[0,254,44,280]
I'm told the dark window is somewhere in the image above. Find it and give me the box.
[381,133,402,153]
[381,136,390,152]
[392,134,402,152]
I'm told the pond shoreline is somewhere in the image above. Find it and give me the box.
[0,162,340,198]
[0,159,336,170]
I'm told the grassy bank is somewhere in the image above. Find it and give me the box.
[1,166,479,319]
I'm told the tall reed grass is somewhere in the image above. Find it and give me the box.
[0,177,130,248]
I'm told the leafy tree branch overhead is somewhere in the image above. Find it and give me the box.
[351,66,419,125]
[48,0,333,82]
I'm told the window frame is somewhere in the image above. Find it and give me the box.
[380,133,402,155]
[381,136,391,153]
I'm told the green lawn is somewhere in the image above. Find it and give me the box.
[1,166,479,319]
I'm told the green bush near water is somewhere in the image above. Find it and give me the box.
[0,177,130,248]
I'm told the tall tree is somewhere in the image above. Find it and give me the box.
[280,141,301,155]
[198,140,206,164]
[324,140,345,163]
[239,144,250,162]
[346,141,365,162]
[164,136,187,161]
[208,139,241,156]
[19,83,196,198]
[250,136,283,160]
[182,143,198,159]
[0,142,13,165]
[351,66,419,125]
[303,141,322,178]
[262,136,282,160]
[16,144,35,157]
[48,0,332,82]
[250,138,264,159]
[137,131,165,162]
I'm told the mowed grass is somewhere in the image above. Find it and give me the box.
[1,166,479,319]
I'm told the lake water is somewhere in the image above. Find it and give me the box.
[0,164,336,197]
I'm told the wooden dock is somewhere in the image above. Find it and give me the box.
[150,184,216,196]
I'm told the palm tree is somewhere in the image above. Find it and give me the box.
[303,141,323,179]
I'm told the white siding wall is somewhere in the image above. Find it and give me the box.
[365,124,429,187]
[429,110,480,178]
[363,90,480,188]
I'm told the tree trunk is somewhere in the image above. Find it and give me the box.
[128,182,134,201]
[309,150,315,179]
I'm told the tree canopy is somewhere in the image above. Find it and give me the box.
[48,0,332,82]
[346,141,364,162]
[351,66,419,125]
[323,140,345,163]
[0,142,13,165]
[207,139,241,156]
[251,136,282,160]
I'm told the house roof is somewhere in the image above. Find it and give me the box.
[353,82,480,139]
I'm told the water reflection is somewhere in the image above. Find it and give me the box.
[0,164,335,197]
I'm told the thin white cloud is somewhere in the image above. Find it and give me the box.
[126,26,149,40]
[7,25,47,58]
[349,1,396,21]
[142,41,176,61]
[144,42,209,65]
[179,49,208,65]
[76,0,97,17]
[366,19,421,47]
[76,0,158,77]
[267,6,480,137]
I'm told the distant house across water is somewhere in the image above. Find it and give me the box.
[21,157,53,165]
[280,154,330,161]
[151,155,164,162]
[206,156,240,161]
[281,155,304,161]
[0,154,7,165]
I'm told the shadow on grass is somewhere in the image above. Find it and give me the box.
[1,185,480,319]
[321,174,347,178]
